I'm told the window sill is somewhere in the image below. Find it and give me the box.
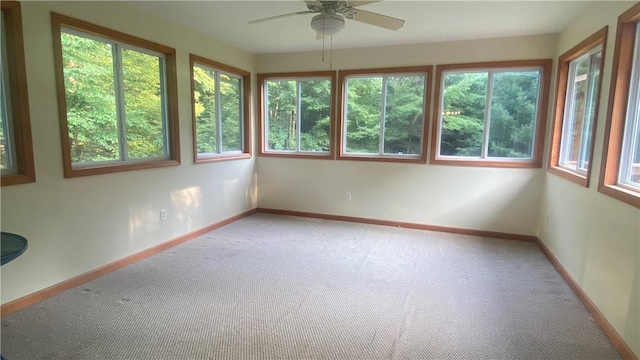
[548,166,589,187]
[65,159,180,178]
[598,183,640,208]
[337,154,426,164]
[258,151,333,160]
[195,153,251,164]
[431,158,540,168]
[1,173,36,187]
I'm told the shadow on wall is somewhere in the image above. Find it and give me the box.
[223,178,240,205]
[127,170,257,248]
[363,165,543,235]
[258,160,543,235]
[248,172,258,208]
[128,206,160,246]
[584,235,640,353]
[127,186,203,246]
[170,186,203,236]
[426,172,542,234]
[221,173,257,211]
[624,266,640,352]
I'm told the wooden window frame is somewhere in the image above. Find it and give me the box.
[257,71,336,160]
[51,13,180,178]
[337,66,432,164]
[430,59,552,168]
[548,27,608,187]
[1,1,35,186]
[599,3,640,208]
[190,54,251,164]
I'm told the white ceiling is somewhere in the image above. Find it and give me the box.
[132,1,594,54]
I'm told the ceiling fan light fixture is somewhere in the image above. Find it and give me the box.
[310,13,345,36]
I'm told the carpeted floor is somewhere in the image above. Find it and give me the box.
[1,214,621,359]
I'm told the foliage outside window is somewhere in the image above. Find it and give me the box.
[599,3,640,208]
[191,55,251,163]
[1,1,35,186]
[431,60,551,168]
[549,28,607,187]
[338,67,430,163]
[52,13,180,178]
[259,72,335,159]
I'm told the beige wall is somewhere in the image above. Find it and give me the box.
[538,1,640,356]
[0,1,257,304]
[256,34,557,235]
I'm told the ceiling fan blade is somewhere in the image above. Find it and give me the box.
[350,9,405,30]
[248,11,313,24]
[346,1,380,7]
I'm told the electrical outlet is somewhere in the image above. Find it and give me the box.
[345,192,352,201]
[160,209,168,221]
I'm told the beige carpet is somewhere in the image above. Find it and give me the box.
[1,214,621,359]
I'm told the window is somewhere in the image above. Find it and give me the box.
[52,13,180,178]
[549,28,607,186]
[338,66,431,163]
[1,1,35,186]
[190,54,251,163]
[600,3,640,208]
[258,72,335,159]
[431,60,552,168]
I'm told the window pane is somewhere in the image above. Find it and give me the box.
[440,72,487,157]
[579,52,601,170]
[383,75,425,155]
[620,106,640,188]
[193,64,217,154]
[1,11,12,171]
[0,77,9,169]
[220,74,242,152]
[560,57,590,170]
[488,71,540,159]
[619,22,640,189]
[562,61,588,169]
[345,77,382,154]
[61,32,119,163]
[623,123,640,188]
[122,48,165,159]
[266,80,297,151]
[300,79,331,152]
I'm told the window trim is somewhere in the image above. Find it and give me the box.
[548,27,608,187]
[337,66,432,164]
[599,3,640,208]
[190,54,251,164]
[430,59,552,168]
[51,12,180,178]
[1,1,35,186]
[257,71,336,160]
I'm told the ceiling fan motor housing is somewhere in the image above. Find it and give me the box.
[311,13,345,36]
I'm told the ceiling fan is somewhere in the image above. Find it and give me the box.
[248,1,405,38]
